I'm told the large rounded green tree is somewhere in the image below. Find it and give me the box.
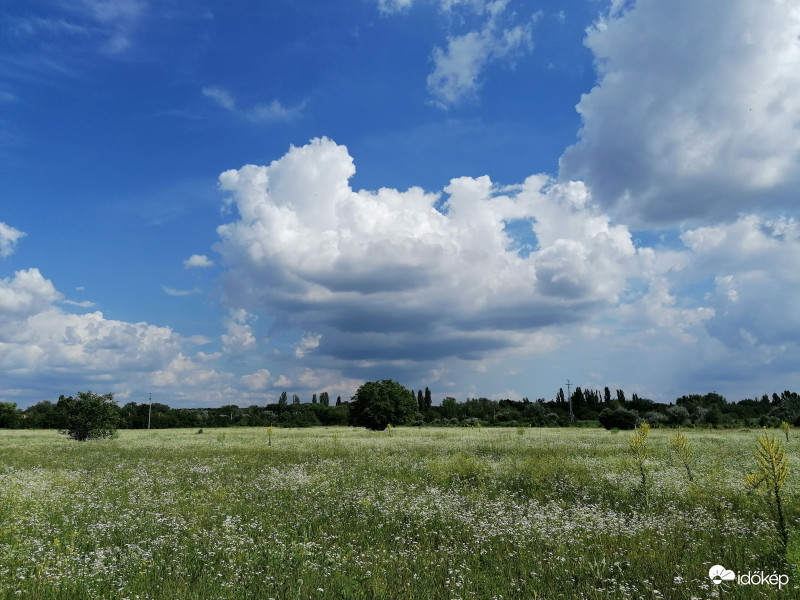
[349,380,419,430]
[59,391,119,441]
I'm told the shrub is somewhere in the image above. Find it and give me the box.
[643,411,668,426]
[665,405,691,426]
[598,407,638,430]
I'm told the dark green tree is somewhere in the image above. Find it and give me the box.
[21,400,62,429]
[0,402,22,428]
[60,391,118,441]
[424,387,432,411]
[312,393,318,404]
[320,391,330,407]
[349,380,418,430]
[417,390,424,411]
[441,397,458,420]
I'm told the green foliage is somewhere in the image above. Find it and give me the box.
[745,432,790,551]
[781,420,791,442]
[59,391,118,441]
[0,402,22,428]
[349,379,418,430]
[665,405,691,427]
[9,387,800,432]
[669,433,694,482]
[598,407,638,430]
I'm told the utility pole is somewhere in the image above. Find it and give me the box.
[565,380,574,424]
[148,393,152,430]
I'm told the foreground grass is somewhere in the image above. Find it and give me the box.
[0,427,798,599]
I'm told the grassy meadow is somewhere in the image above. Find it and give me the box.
[0,427,798,599]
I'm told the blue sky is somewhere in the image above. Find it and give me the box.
[2,0,800,408]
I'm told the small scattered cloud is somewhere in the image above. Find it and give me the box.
[62,299,97,308]
[372,1,537,108]
[202,86,235,111]
[183,254,214,268]
[376,0,416,15]
[161,285,200,297]
[295,333,322,359]
[248,99,306,123]
[0,222,25,258]
[427,4,533,107]
[78,0,148,55]
[202,86,304,123]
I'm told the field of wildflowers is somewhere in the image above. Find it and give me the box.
[0,427,797,599]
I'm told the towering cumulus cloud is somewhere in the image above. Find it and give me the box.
[215,137,653,372]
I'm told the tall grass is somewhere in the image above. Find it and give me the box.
[0,427,797,599]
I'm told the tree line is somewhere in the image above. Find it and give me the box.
[1,386,799,431]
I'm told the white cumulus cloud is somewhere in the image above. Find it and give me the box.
[560,0,800,225]
[221,310,257,354]
[214,137,652,379]
[241,368,271,392]
[0,264,238,405]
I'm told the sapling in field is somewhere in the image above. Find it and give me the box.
[669,433,694,482]
[780,421,790,442]
[745,432,790,552]
[629,423,650,507]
